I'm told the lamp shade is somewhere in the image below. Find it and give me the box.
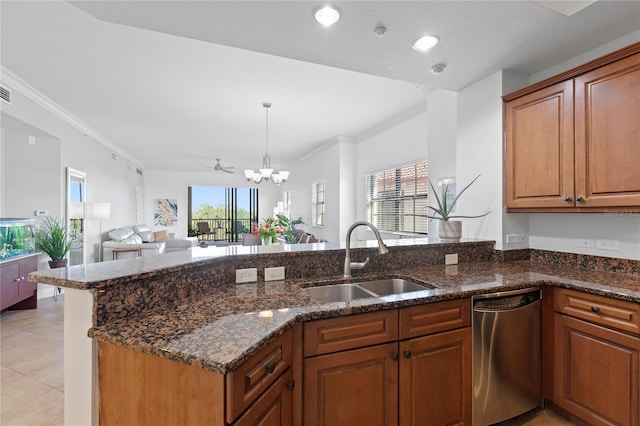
[88,202,111,220]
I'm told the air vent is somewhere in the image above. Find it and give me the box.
[0,86,11,105]
[136,168,143,176]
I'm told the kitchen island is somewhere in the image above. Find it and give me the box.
[30,239,640,425]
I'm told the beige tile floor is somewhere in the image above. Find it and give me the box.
[0,294,575,426]
[1,295,64,426]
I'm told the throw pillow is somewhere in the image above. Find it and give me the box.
[132,224,151,233]
[138,231,154,243]
[108,227,134,242]
[153,230,169,241]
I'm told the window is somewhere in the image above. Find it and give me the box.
[311,180,325,226]
[283,190,291,218]
[188,186,258,242]
[366,161,428,234]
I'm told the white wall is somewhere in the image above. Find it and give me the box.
[456,71,505,247]
[143,168,280,238]
[0,77,143,270]
[286,138,343,242]
[426,89,457,238]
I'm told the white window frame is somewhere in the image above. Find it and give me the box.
[311,180,325,227]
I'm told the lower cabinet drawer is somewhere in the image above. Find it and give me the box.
[399,298,471,339]
[226,331,293,423]
[554,289,640,335]
[304,310,399,357]
[231,369,294,426]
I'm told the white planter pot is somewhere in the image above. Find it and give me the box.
[438,220,462,242]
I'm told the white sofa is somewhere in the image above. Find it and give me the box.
[102,225,197,261]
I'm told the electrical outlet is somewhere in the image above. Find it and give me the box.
[235,268,258,283]
[445,253,458,265]
[596,239,619,251]
[264,266,285,281]
[575,239,595,248]
[506,234,527,244]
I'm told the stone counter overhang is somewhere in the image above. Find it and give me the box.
[28,239,640,376]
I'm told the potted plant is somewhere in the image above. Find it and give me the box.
[35,216,80,268]
[427,175,490,242]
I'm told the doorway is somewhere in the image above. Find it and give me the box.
[188,186,258,242]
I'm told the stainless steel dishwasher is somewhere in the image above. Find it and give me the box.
[472,288,542,425]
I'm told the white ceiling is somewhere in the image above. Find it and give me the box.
[1,1,639,174]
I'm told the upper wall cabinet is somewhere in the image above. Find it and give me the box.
[504,43,640,212]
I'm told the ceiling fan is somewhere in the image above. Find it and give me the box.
[202,158,235,174]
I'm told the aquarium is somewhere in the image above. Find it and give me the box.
[0,218,36,261]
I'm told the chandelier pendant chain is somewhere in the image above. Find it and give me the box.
[244,101,289,185]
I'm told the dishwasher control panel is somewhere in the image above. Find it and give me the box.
[473,289,540,311]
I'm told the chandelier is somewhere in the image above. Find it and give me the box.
[244,102,290,185]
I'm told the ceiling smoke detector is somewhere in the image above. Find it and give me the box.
[374,26,387,37]
[430,63,446,75]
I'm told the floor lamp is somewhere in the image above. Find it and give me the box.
[89,202,111,262]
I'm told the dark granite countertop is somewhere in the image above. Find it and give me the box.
[29,238,450,289]
[88,260,640,375]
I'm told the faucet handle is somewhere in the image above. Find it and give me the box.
[351,258,370,270]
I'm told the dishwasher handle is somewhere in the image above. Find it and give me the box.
[473,290,540,311]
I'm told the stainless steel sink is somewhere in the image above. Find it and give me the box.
[305,278,432,303]
[305,283,376,303]
[358,278,431,296]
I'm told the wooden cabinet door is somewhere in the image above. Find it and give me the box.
[17,256,37,297]
[505,80,574,209]
[574,52,640,208]
[399,328,472,426]
[1,262,20,310]
[232,369,294,426]
[554,313,640,426]
[304,342,399,426]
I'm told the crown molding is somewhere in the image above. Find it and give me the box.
[0,66,142,167]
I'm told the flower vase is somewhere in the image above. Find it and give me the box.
[261,236,272,246]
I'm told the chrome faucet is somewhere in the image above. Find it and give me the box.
[343,221,389,278]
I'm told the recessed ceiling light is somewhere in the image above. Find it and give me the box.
[314,6,341,26]
[413,35,439,52]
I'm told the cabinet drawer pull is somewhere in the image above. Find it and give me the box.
[563,195,572,202]
[404,351,412,359]
[287,380,295,390]
[391,352,399,361]
[591,305,600,313]
[265,361,276,374]
[575,196,583,202]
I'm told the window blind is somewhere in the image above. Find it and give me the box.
[366,161,428,234]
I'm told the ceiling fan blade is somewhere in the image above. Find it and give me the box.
[222,168,234,174]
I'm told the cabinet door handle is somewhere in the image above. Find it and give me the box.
[15,277,21,282]
[265,362,276,374]
[404,351,412,359]
[576,196,583,202]
[563,195,572,202]
[391,352,399,361]
[591,305,600,313]
[287,380,295,390]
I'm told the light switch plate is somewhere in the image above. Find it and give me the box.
[265,266,285,281]
[236,268,258,283]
